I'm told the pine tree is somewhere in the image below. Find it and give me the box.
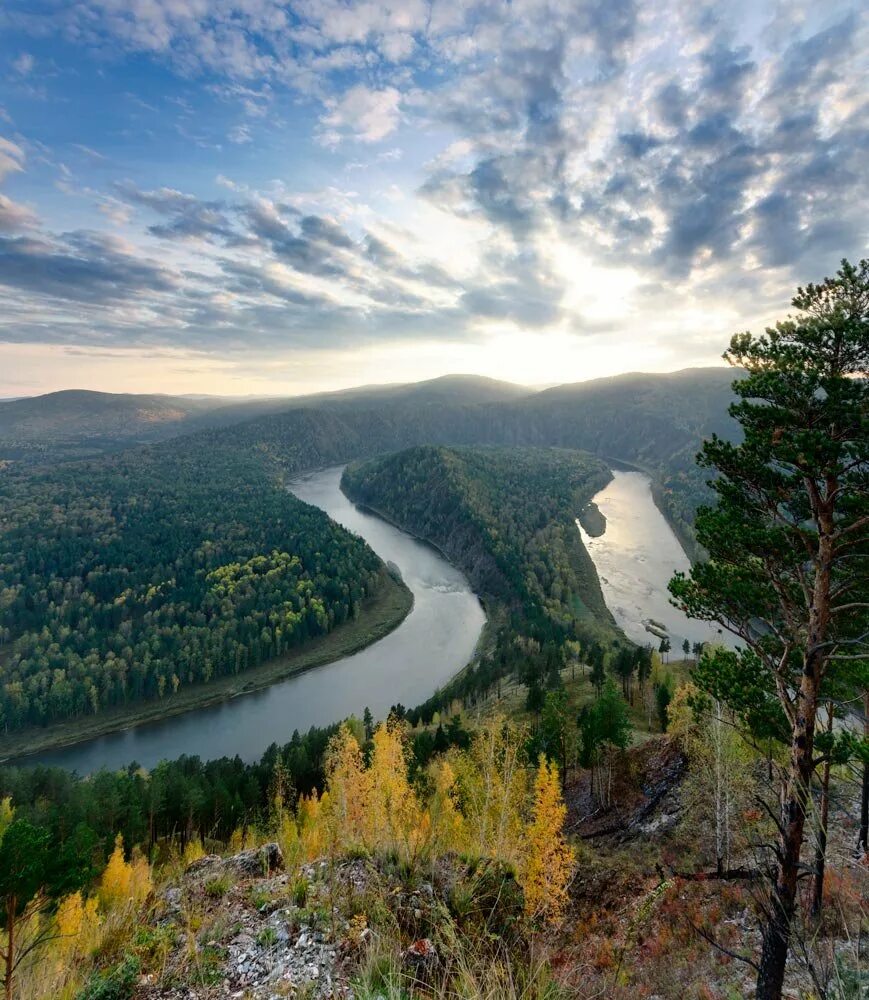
[670,259,869,1000]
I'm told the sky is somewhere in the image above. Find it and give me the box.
[0,0,866,397]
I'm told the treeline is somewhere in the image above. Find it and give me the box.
[0,709,475,857]
[0,445,386,731]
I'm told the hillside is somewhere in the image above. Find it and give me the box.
[0,389,265,462]
[342,445,613,626]
[342,446,628,719]
[176,367,739,554]
[0,376,530,464]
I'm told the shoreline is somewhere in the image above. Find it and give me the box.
[1,569,413,765]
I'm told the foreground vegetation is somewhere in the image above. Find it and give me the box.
[2,671,866,1000]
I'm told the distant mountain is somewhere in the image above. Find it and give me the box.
[169,366,740,555]
[0,390,220,461]
[0,368,742,553]
[0,375,530,463]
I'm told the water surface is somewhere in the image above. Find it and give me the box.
[577,470,732,650]
[25,467,485,773]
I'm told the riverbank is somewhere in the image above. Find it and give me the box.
[1,569,413,765]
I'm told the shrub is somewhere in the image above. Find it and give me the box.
[75,956,140,1000]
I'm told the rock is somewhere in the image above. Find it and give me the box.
[186,842,284,879]
[185,853,222,874]
[404,937,439,978]
[227,842,284,877]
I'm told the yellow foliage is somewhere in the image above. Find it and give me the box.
[99,834,152,910]
[276,809,300,863]
[0,796,13,841]
[323,723,370,852]
[452,716,529,865]
[183,837,206,866]
[427,758,465,855]
[56,891,100,957]
[521,757,574,924]
[367,721,425,860]
[298,789,325,859]
[667,682,699,743]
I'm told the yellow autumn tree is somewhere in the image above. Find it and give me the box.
[323,723,370,852]
[426,758,465,855]
[367,721,424,861]
[521,756,574,925]
[297,789,325,860]
[99,835,152,910]
[453,716,529,866]
[55,890,100,957]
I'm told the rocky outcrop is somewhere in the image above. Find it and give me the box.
[186,841,284,879]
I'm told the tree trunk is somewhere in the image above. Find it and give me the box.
[4,897,14,1000]
[810,703,834,918]
[858,691,869,856]
[859,758,869,856]
[756,664,820,1000]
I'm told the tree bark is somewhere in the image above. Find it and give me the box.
[810,703,834,918]
[756,659,821,1000]
[858,691,869,856]
[4,896,14,1000]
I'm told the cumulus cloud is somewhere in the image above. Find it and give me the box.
[318,85,402,146]
[0,0,866,372]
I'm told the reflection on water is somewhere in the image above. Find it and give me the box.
[577,471,732,650]
[24,467,485,773]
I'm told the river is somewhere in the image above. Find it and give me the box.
[24,467,485,773]
[576,470,732,651]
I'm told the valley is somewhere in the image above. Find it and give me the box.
[2,6,866,994]
[0,342,866,1000]
[20,466,484,772]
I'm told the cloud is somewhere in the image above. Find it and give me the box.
[11,52,34,76]
[0,137,25,181]
[0,193,37,231]
[0,230,177,303]
[0,0,867,375]
[115,181,236,241]
[318,85,402,146]
[228,123,253,144]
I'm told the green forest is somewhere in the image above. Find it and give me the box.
[342,445,641,723]
[0,445,393,732]
[343,445,613,628]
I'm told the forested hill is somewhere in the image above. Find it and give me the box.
[341,445,624,719]
[0,375,529,464]
[178,367,740,554]
[0,442,407,735]
[343,445,615,632]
